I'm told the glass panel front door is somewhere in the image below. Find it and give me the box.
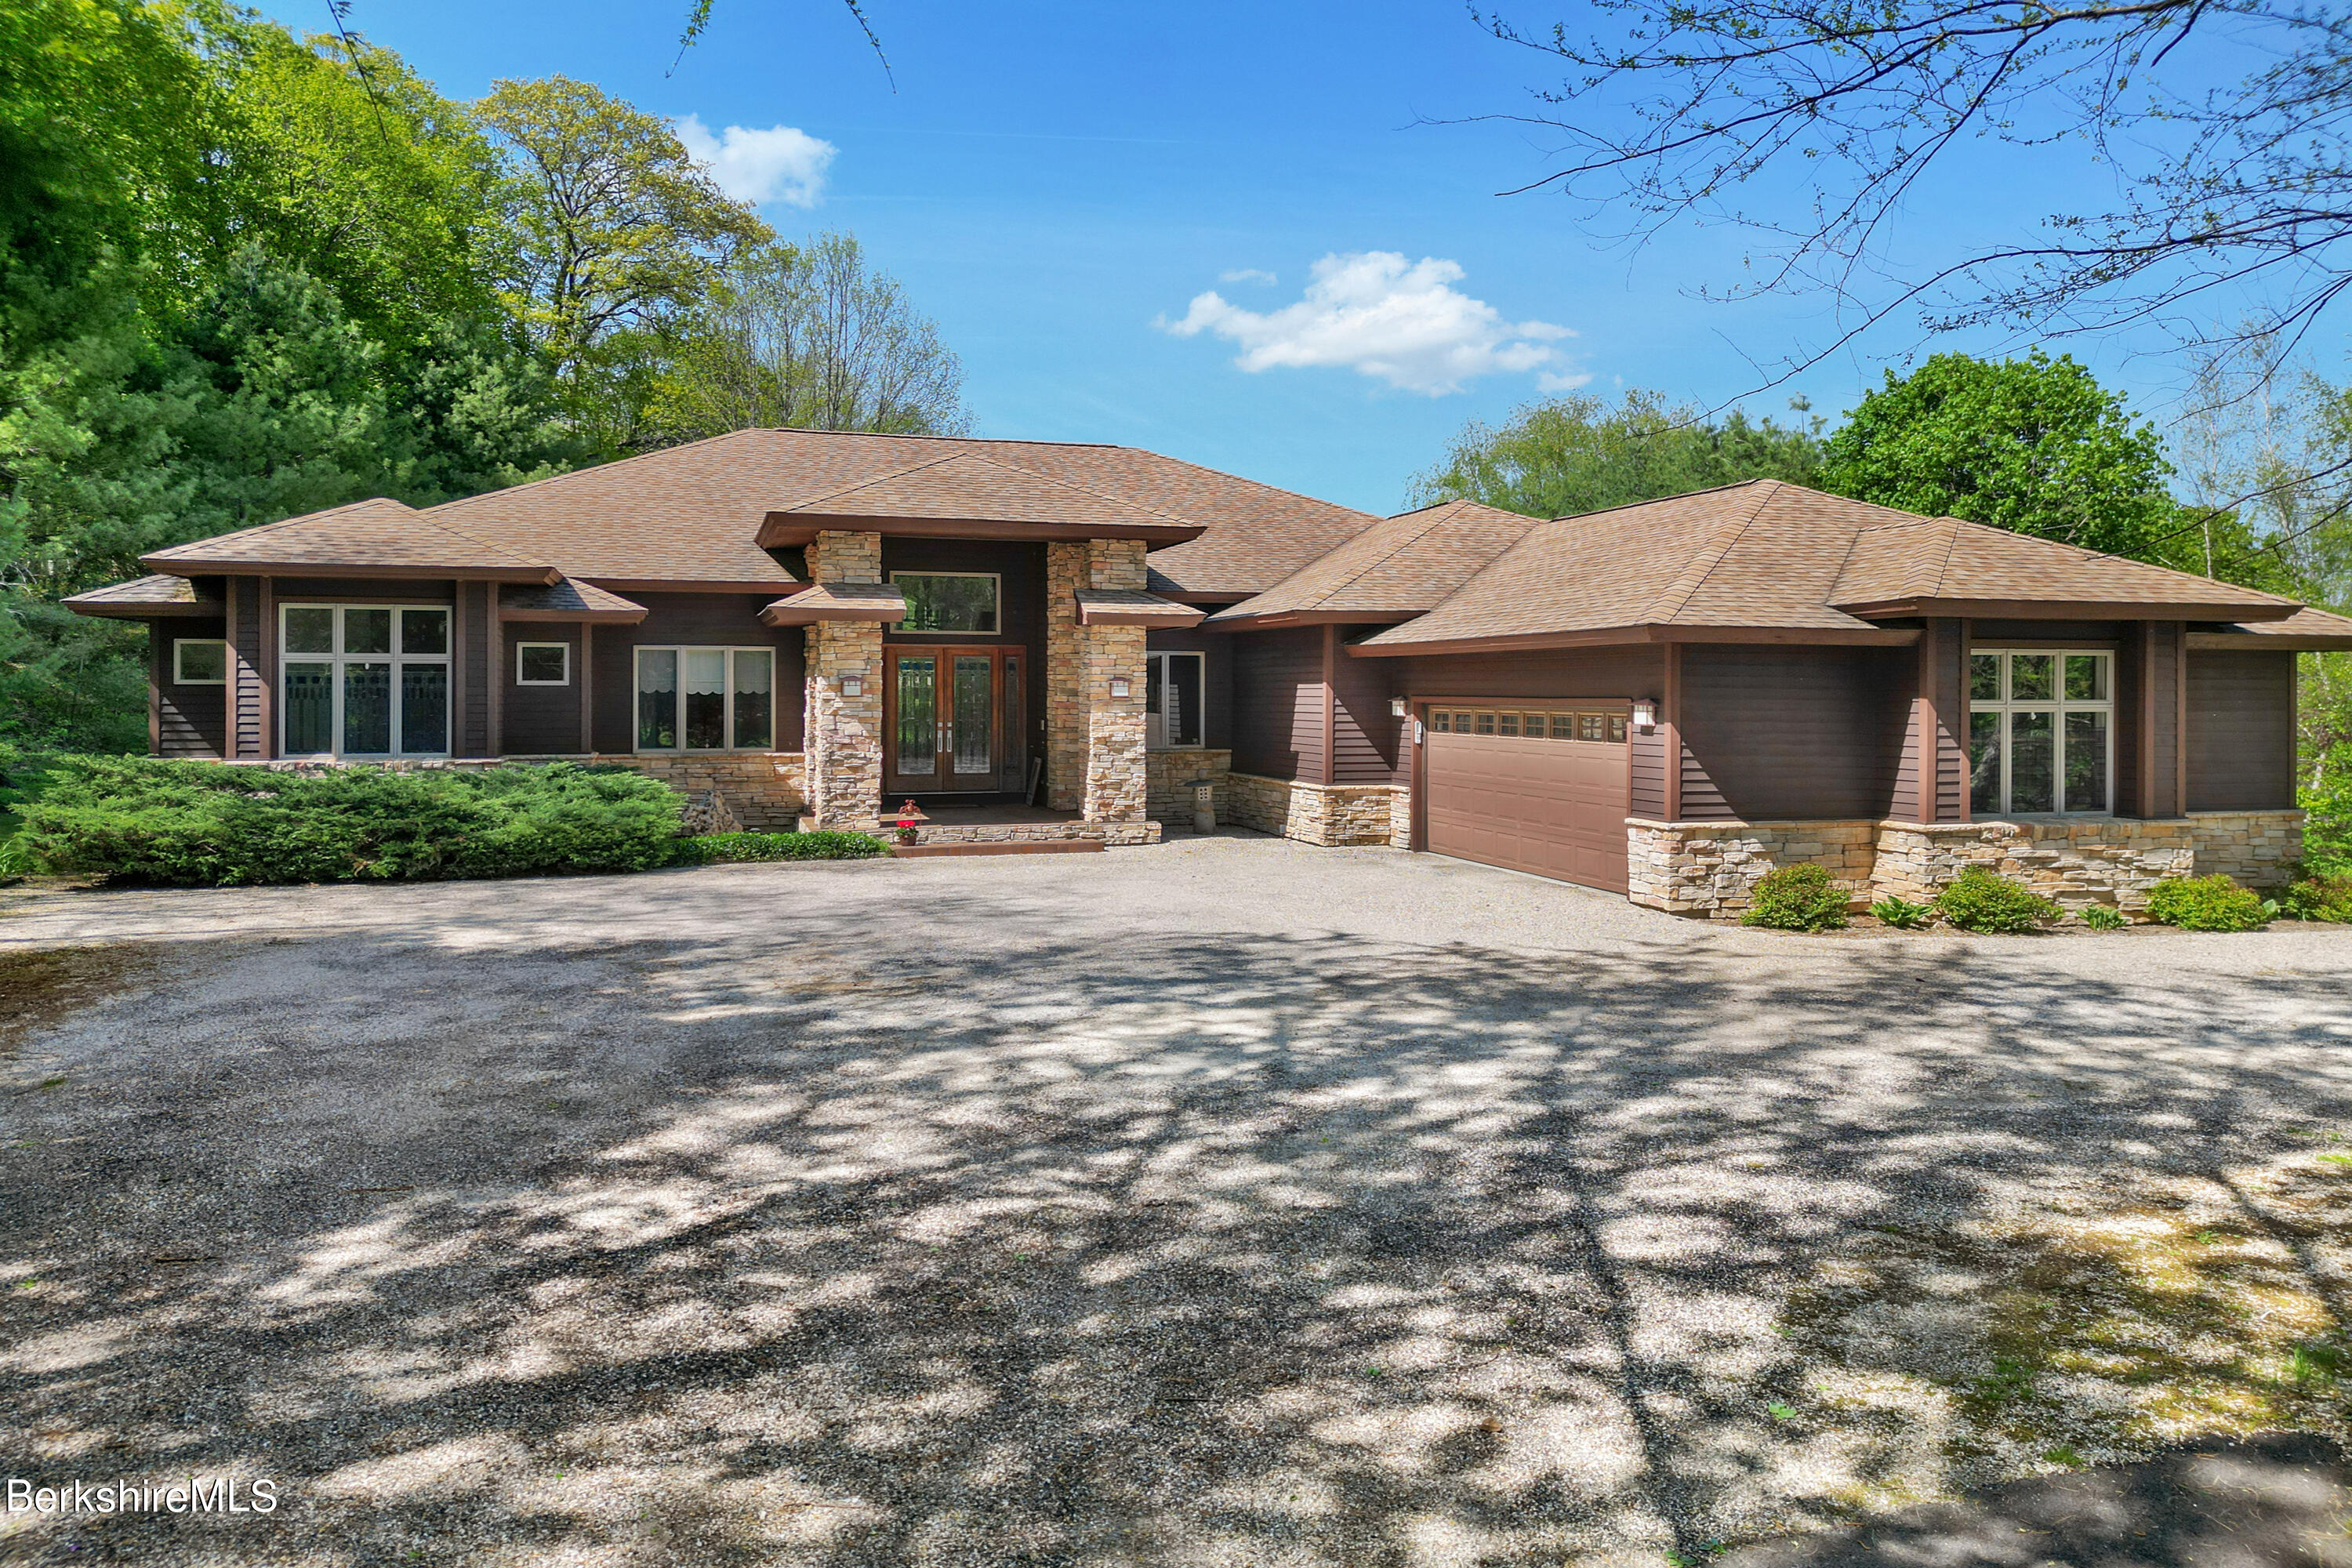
[952,656,993,775]
[895,656,938,781]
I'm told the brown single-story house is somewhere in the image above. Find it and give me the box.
[67,429,2352,916]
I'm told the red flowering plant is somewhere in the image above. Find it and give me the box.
[894,798,921,845]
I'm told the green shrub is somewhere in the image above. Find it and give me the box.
[2280,871,2352,924]
[1741,863,1850,931]
[1933,866,2060,934]
[1870,895,1931,930]
[18,757,686,885]
[2145,873,2273,932]
[670,830,886,865]
[2079,903,2128,931]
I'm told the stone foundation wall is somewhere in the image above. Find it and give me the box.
[1224,771,1402,847]
[1145,749,1232,824]
[902,819,1161,848]
[586,752,807,830]
[1629,810,2305,919]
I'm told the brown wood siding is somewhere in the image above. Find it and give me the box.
[1629,725,1667,818]
[227,575,266,758]
[1933,620,1968,819]
[590,593,807,754]
[1675,645,1911,821]
[2187,649,2296,811]
[2118,620,2187,818]
[1145,625,1234,750]
[1229,626,1326,782]
[272,578,455,603]
[501,623,584,754]
[151,615,228,757]
[457,582,493,756]
[1890,619,1965,822]
[1330,627,1399,783]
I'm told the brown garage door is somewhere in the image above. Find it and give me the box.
[1422,706,1630,892]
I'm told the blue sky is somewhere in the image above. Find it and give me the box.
[271,0,2211,513]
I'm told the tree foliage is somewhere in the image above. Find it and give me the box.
[1409,388,1822,517]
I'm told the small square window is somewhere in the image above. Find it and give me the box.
[1473,711,1497,735]
[173,639,228,684]
[1497,711,1522,736]
[516,643,570,685]
[1452,711,1472,731]
[1429,710,1451,732]
[1579,713,1607,742]
[1607,714,1628,743]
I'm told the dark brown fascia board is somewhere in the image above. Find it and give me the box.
[1144,590,1249,607]
[137,557,561,584]
[1835,595,2299,622]
[1347,622,1922,658]
[499,606,647,625]
[1203,608,1422,632]
[2188,630,2352,650]
[64,596,223,619]
[757,512,1206,548]
[759,601,908,627]
[1077,604,1207,628]
[581,577,807,595]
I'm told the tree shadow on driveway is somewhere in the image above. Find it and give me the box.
[4,893,2350,1566]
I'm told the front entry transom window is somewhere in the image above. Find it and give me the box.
[281,604,449,757]
[893,572,1000,633]
[1969,650,2112,815]
[635,647,775,751]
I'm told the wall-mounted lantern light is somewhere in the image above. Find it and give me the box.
[1389,696,1408,717]
[840,675,863,699]
[1630,698,1658,729]
[1109,676,1131,699]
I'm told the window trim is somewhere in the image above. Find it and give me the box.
[1145,649,1207,750]
[277,604,452,758]
[890,570,1003,636]
[514,641,571,686]
[631,644,778,753]
[1967,648,2114,816]
[172,638,228,686]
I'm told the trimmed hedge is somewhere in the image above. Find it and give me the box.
[2145,873,2273,932]
[670,830,885,865]
[19,757,687,885]
[1933,866,2060,934]
[1741,863,1849,931]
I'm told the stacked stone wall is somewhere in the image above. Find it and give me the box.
[1624,820,1877,918]
[1044,539,1150,823]
[800,530,885,830]
[1145,749,1232,824]
[1223,771,1400,847]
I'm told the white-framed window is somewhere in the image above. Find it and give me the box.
[892,572,1000,634]
[1146,651,1204,748]
[515,642,570,685]
[279,604,450,757]
[1969,649,2112,815]
[172,638,228,685]
[634,646,775,751]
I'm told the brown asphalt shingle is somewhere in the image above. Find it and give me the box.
[1208,499,1543,623]
[771,449,1198,536]
[143,499,554,579]
[498,579,648,622]
[1831,513,2307,614]
[62,574,223,616]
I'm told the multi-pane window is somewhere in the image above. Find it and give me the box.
[1428,708,1627,742]
[280,605,448,757]
[892,572,1000,633]
[633,647,775,751]
[1145,651,1203,748]
[1969,650,2112,815]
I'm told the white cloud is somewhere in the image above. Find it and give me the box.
[1160,252,1572,395]
[1218,268,1279,285]
[1538,369,1595,392]
[676,114,837,209]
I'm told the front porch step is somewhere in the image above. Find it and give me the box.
[888,840,1105,858]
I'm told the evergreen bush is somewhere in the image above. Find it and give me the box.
[1933,866,2060,934]
[1740,863,1850,931]
[2145,873,2273,932]
[19,757,685,885]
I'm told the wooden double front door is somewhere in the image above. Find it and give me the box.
[884,645,1026,795]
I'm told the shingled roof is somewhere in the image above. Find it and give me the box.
[759,449,1202,546]
[63,574,225,619]
[142,430,1378,598]
[1356,481,2314,655]
[1208,499,1543,628]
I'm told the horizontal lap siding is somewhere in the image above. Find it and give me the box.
[1229,626,1325,782]
[1330,628,1399,783]
[151,616,227,757]
[592,593,807,755]
[459,582,493,756]
[2187,650,2296,811]
[502,624,583,754]
[1677,645,1908,821]
[229,576,265,757]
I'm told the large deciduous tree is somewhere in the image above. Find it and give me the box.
[652,233,969,440]
[1820,352,2176,560]
[1408,388,1822,517]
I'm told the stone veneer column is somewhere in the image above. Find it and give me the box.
[802,529,884,831]
[1080,539,1149,823]
[1044,541,1085,811]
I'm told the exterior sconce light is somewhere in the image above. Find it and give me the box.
[840,675,863,698]
[1109,676,1131,699]
[1389,696,1408,717]
[1630,698,1658,729]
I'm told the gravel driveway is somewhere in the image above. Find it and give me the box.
[3,836,2350,1567]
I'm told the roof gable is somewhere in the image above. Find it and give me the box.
[1208,498,1544,625]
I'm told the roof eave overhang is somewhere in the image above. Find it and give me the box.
[1204,608,1422,632]
[1076,604,1207,629]
[1835,596,2299,622]
[2189,630,2352,651]
[580,577,805,595]
[64,597,223,620]
[136,557,561,584]
[758,601,909,628]
[1348,622,1923,658]
[499,605,647,625]
[757,512,1206,549]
